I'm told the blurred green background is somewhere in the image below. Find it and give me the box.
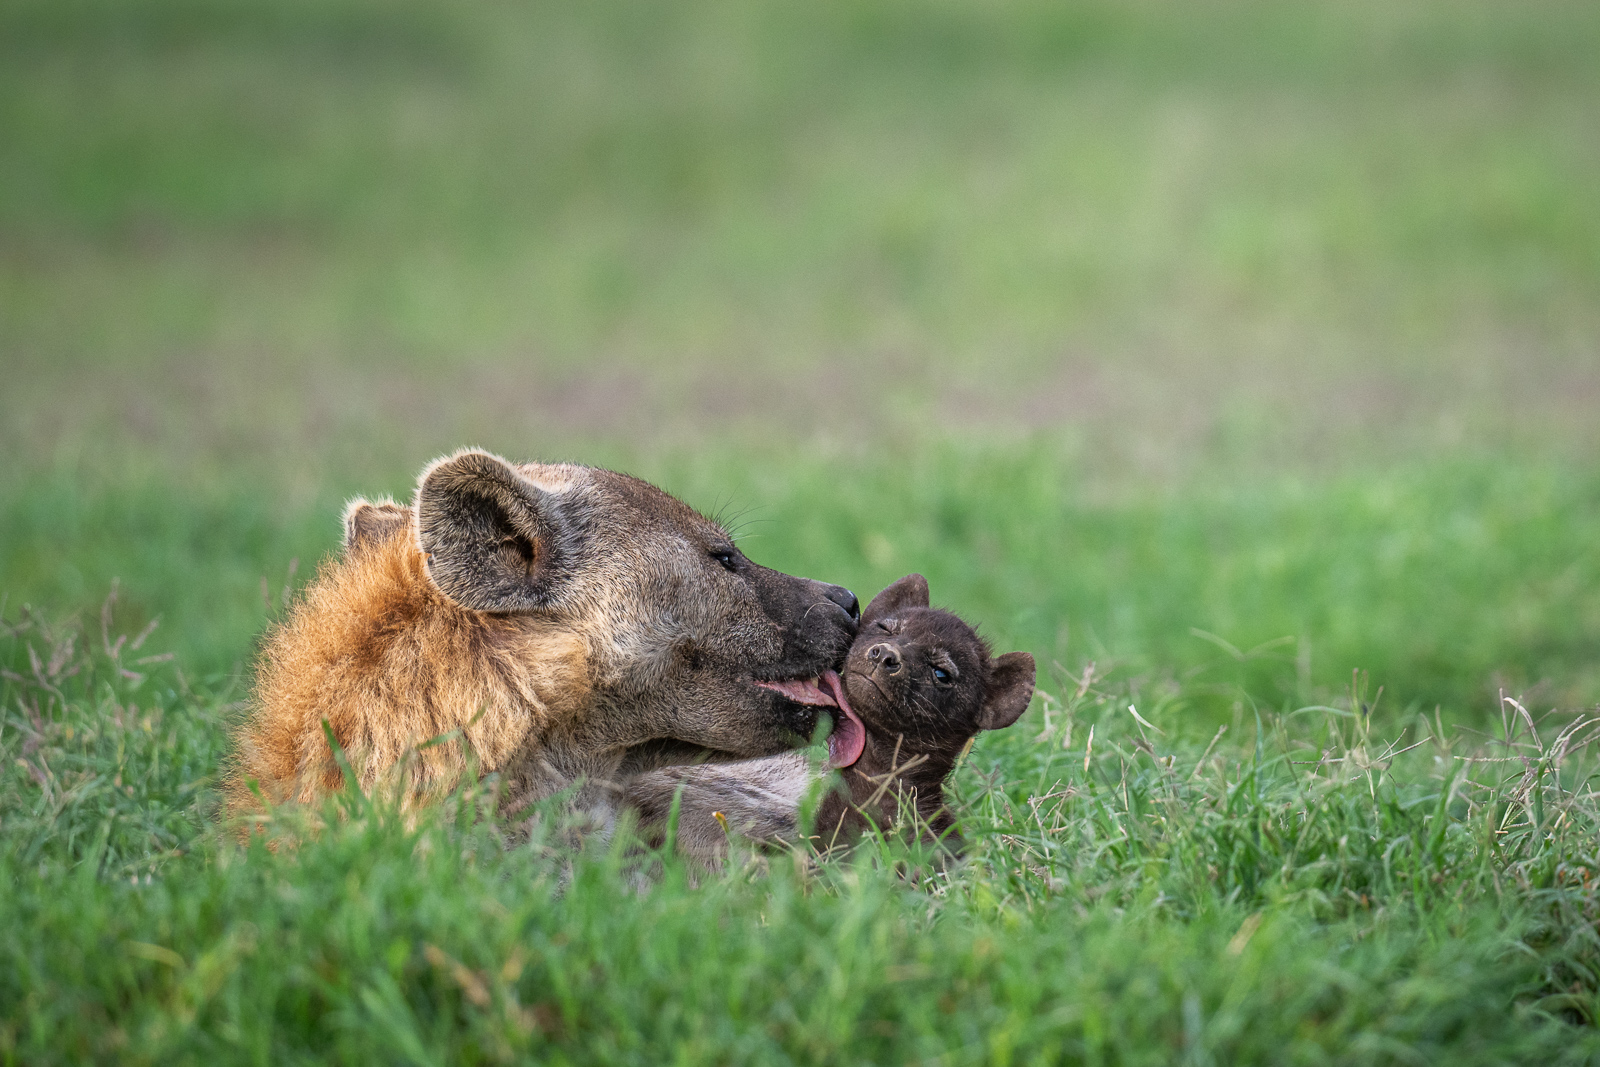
[3,0,1597,724]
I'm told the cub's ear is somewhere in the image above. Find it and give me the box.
[862,573,930,625]
[978,651,1035,732]
[342,498,411,558]
[415,450,567,612]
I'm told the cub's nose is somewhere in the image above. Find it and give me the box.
[867,643,901,673]
[824,583,860,623]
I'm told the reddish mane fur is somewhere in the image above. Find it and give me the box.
[227,523,591,817]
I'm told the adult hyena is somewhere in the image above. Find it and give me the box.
[228,449,862,832]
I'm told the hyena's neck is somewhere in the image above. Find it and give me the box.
[813,731,963,848]
[232,532,593,816]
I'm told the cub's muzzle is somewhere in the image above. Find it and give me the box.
[865,642,902,674]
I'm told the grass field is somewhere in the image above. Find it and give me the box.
[4,0,1600,1061]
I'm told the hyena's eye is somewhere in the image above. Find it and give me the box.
[710,548,738,572]
[932,666,951,683]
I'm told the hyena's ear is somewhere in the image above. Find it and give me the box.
[342,498,411,558]
[978,651,1035,732]
[862,573,929,626]
[415,450,567,612]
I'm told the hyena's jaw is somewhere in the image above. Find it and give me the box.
[753,670,866,768]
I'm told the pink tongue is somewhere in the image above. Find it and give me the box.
[754,670,866,768]
[820,670,865,769]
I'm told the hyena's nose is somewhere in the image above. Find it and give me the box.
[867,643,901,673]
[824,584,860,623]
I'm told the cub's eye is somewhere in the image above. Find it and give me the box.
[932,666,951,684]
[711,549,738,572]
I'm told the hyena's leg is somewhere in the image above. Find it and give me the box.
[622,752,817,864]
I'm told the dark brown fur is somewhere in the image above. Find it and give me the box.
[228,450,860,829]
[811,575,1035,851]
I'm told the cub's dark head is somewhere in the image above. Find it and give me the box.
[842,574,1035,754]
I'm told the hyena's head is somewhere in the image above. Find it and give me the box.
[841,574,1035,759]
[353,449,861,767]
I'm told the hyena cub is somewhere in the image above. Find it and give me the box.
[811,573,1035,852]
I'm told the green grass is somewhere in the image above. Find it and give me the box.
[5,0,1600,1060]
[7,615,1600,1063]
